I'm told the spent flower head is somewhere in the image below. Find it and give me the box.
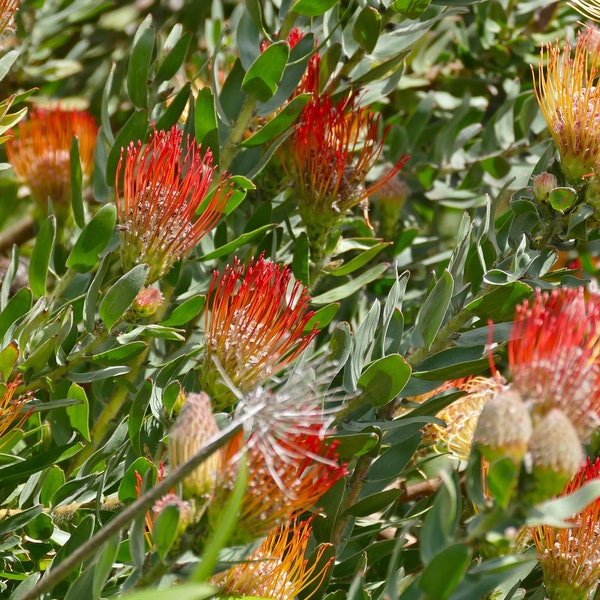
[116,125,234,283]
[213,516,332,599]
[6,107,97,210]
[508,287,600,440]
[532,27,600,183]
[532,458,600,600]
[212,373,346,540]
[201,254,319,410]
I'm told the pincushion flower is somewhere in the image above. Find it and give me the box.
[211,376,347,540]
[570,0,600,21]
[213,517,333,599]
[508,287,600,441]
[6,107,97,211]
[531,27,600,183]
[531,458,600,600]
[0,378,31,438]
[201,254,319,410]
[0,0,19,36]
[116,125,233,283]
[289,93,409,262]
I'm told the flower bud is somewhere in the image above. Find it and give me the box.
[152,492,193,535]
[525,409,585,503]
[128,286,163,319]
[532,172,557,202]
[473,388,532,465]
[168,392,220,498]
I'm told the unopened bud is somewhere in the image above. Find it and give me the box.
[532,172,558,202]
[129,286,163,319]
[168,392,220,498]
[525,409,584,503]
[153,492,193,534]
[473,388,532,465]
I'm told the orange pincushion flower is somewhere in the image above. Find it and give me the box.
[201,254,319,409]
[212,378,347,540]
[0,377,31,439]
[508,287,600,440]
[532,458,600,600]
[531,27,600,183]
[0,0,19,36]
[290,93,409,229]
[6,107,97,207]
[116,125,234,283]
[213,517,333,599]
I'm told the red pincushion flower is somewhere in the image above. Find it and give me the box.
[6,107,97,209]
[532,458,600,600]
[201,254,319,409]
[508,287,600,440]
[116,125,234,283]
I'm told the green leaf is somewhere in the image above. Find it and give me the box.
[200,224,273,261]
[333,431,380,458]
[156,32,191,81]
[195,87,219,157]
[242,41,289,102]
[0,342,18,380]
[66,204,117,272]
[127,15,155,109]
[292,232,310,285]
[155,84,191,132]
[345,489,399,516]
[99,264,149,330]
[161,295,206,327]
[0,505,43,536]
[303,303,339,333]
[92,534,120,598]
[486,457,519,508]
[117,583,217,600]
[414,270,454,350]
[312,263,389,305]
[29,216,56,298]
[153,503,180,560]
[129,379,153,455]
[90,341,147,365]
[358,354,412,407]
[242,94,310,147]
[548,187,577,212]
[66,382,90,442]
[291,0,338,16]
[39,465,65,506]
[352,6,381,54]
[84,255,109,332]
[465,281,531,322]
[329,241,391,277]
[420,543,472,600]
[68,365,130,384]
[0,51,19,81]
[70,137,85,228]
[0,289,32,342]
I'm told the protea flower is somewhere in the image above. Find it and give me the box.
[6,107,97,212]
[508,287,600,441]
[289,92,409,263]
[0,378,31,439]
[211,376,347,540]
[115,125,233,283]
[213,517,333,599]
[531,27,600,183]
[0,0,19,36]
[201,254,319,410]
[531,458,600,600]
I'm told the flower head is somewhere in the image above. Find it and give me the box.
[212,375,346,540]
[0,378,31,438]
[570,0,600,21]
[0,0,19,36]
[201,254,319,410]
[532,27,600,183]
[290,93,409,231]
[213,517,333,599]
[508,287,600,440]
[6,107,97,209]
[532,458,600,600]
[116,125,233,283]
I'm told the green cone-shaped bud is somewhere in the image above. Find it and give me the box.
[525,409,584,504]
[168,392,220,499]
[473,388,532,464]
